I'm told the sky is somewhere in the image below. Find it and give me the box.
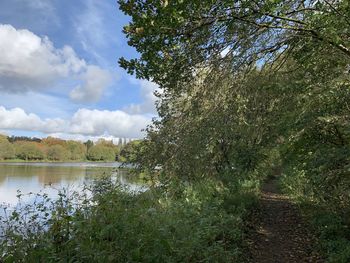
[0,0,159,142]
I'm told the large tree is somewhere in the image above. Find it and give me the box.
[119,0,350,91]
[119,0,350,201]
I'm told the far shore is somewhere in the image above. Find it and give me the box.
[0,159,120,163]
[0,160,135,169]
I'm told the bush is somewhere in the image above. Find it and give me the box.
[311,211,350,263]
[0,176,258,262]
[280,172,350,263]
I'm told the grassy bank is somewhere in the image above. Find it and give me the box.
[0,176,258,262]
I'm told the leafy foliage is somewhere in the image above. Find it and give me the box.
[87,145,116,161]
[0,135,15,160]
[0,136,127,162]
[14,141,45,161]
[119,0,350,261]
[47,145,70,161]
[0,177,258,262]
[1,0,349,261]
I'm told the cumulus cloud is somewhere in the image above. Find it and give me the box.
[69,109,149,138]
[0,106,150,138]
[0,106,66,133]
[125,79,161,115]
[0,24,111,102]
[70,66,112,103]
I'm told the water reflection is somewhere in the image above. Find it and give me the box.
[0,163,146,207]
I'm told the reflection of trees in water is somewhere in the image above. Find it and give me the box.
[0,165,147,208]
[37,167,86,185]
[117,169,145,185]
[115,169,148,193]
[0,165,145,193]
[0,165,115,186]
[0,173,6,185]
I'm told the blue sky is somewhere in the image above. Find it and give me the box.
[0,0,157,141]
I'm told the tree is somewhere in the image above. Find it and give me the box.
[47,145,69,161]
[87,145,116,161]
[0,135,15,160]
[42,137,66,146]
[8,136,41,143]
[119,0,350,91]
[15,142,45,161]
[119,0,350,204]
[84,140,94,153]
[119,140,142,162]
[0,134,8,143]
[66,140,86,160]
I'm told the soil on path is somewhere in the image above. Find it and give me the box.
[246,178,323,263]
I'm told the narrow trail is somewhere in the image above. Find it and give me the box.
[246,178,323,263]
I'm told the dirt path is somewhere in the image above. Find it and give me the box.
[246,178,323,263]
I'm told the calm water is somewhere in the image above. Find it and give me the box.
[0,162,146,207]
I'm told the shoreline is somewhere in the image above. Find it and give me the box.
[0,160,119,163]
[0,161,135,169]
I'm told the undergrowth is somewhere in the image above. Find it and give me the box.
[280,172,350,263]
[0,175,258,262]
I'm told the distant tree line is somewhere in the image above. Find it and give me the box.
[0,135,139,162]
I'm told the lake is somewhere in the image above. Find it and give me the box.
[0,162,146,207]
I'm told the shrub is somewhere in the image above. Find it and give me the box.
[0,176,258,262]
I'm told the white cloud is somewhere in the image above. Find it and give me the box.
[0,106,150,138]
[0,24,111,102]
[70,65,112,103]
[124,79,161,114]
[0,106,65,133]
[69,109,149,138]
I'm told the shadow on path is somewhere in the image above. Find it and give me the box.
[246,178,323,263]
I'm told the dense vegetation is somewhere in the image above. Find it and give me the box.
[0,176,258,262]
[1,0,349,262]
[0,135,137,162]
[117,0,349,261]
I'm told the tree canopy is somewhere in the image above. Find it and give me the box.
[0,136,125,162]
[119,0,350,223]
[119,0,350,90]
